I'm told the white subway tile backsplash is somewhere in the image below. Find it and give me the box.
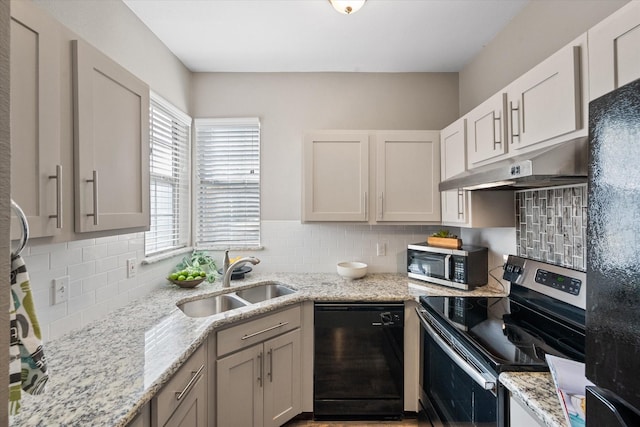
[95,256,118,273]
[22,253,50,273]
[68,261,95,280]
[24,222,454,342]
[107,240,129,257]
[82,244,108,261]
[50,247,83,269]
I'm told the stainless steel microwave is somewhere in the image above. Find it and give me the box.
[407,243,488,290]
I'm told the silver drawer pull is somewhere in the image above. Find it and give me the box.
[258,352,263,387]
[175,364,205,401]
[48,164,63,228]
[86,170,98,225]
[241,321,289,340]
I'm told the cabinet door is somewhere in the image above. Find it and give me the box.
[217,345,264,427]
[264,330,301,427]
[507,35,585,152]
[10,0,62,239]
[302,132,369,222]
[440,120,467,224]
[466,92,508,167]
[72,39,150,233]
[163,378,206,427]
[589,1,640,100]
[376,130,440,222]
[127,403,151,427]
[153,345,207,427]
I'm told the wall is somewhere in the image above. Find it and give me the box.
[458,0,629,114]
[192,72,459,220]
[1,0,10,422]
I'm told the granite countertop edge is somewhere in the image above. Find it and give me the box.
[499,371,568,427]
[11,272,509,426]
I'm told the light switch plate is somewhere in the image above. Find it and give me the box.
[127,258,137,278]
[52,276,69,305]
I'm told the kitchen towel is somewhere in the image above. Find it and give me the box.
[9,255,48,416]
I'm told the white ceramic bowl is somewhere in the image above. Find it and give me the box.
[337,262,368,279]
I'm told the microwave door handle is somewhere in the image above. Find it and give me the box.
[444,254,452,280]
[415,308,497,393]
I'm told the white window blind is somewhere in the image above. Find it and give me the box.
[145,96,191,256]
[195,118,260,248]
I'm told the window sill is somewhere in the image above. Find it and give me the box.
[142,247,194,265]
[197,246,264,251]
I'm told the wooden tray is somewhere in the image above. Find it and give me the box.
[427,236,462,249]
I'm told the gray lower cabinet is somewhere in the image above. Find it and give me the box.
[153,344,208,427]
[127,403,151,427]
[216,306,302,427]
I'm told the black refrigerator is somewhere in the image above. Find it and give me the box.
[587,77,640,426]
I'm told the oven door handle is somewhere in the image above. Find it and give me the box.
[415,307,497,393]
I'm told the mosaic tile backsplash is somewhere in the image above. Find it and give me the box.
[515,184,587,271]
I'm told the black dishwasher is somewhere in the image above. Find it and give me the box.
[314,302,404,420]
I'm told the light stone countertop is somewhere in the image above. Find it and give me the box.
[500,372,567,427]
[10,272,511,426]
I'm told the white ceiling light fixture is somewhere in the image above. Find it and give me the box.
[329,0,366,15]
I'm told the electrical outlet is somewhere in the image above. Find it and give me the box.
[376,242,386,256]
[52,276,69,305]
[127,258,137,278]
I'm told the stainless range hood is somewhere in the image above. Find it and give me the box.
[439,138,589,191]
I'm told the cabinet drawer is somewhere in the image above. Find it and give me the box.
[217,305,301,357]
[153,345,206,426]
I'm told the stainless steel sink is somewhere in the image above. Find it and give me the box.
[177,294,247,318]
[234,283,296,304]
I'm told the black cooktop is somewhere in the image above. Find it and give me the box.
[419,288,586,374]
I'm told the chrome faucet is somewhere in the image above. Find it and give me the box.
[222,256,260,288]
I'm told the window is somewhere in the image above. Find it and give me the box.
[194,118,261,248]
[145,95,191,256]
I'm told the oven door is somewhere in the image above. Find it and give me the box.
[416,307,498,427]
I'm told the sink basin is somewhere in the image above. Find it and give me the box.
[234,283,296,304]
[178,294,247,318]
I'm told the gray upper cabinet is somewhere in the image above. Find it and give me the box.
[375,130,441,222]
[588,1,640,100]
[10,0,62,239]
[72,39,150,233]
[302,132,369,222]
[506,34,587,154]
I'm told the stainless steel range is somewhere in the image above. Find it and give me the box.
[416,255,586,427]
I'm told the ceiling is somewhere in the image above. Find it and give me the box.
[122,0,529,73]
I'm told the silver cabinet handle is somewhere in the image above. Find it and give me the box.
[364,192,368,220]
[48,164,62,228]
[86,170,98,225]
[267,348,273,382]
[175,364,205,401]
[415,308,496,392]
[493,112,502,148]
[510,100,521,142]
[457,189,464,219]
[257,352,263,387]
[378,192,384,220]
[241,321,289,341]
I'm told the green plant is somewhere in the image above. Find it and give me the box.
[431,229,458,239]
[172,250,218,283]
